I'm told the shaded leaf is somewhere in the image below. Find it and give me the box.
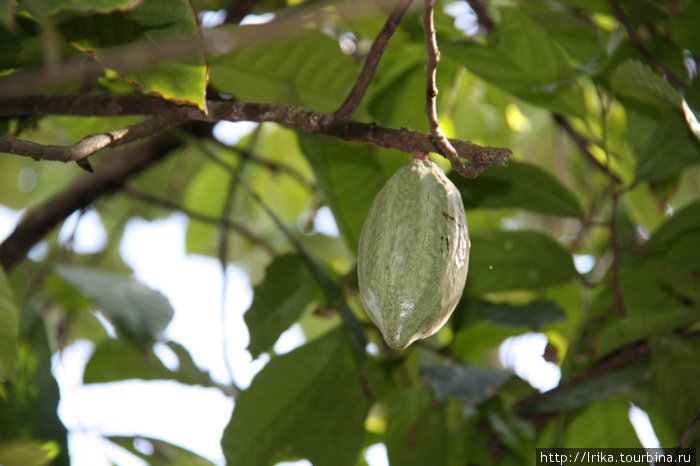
[649,335,700,435]
[422,365,512,404]
[441,8,586,117]
[451,161,584,217]
[478,300,567,329]
[485,398,535,460]
[634,111,700,181]
[465,231,577,295]
[610,59,682,111]
[524,365,650,415]
[0,267,19,381]
[645,200,700,253]
[595,308,699,358]
[385,386,447,466]
[56,266,174,346]
[244,254,323,359]
[221,329,371,466]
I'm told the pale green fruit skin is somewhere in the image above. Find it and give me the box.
[358,158,470,350]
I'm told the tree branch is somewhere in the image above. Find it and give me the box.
[334,0,414,120]
[608,0,687,90]
[0,94,512,173]
[0,112,184,164]
[423,0,481,178]
[465,0,495,32]
[0,122,212,272]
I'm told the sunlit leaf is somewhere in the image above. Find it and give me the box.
[610,60,683,111]
[58,0,208,110]
[108,436,215,465]
[441,8,586,117]
[56,266,174,346]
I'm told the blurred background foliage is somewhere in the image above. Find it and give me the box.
[0,0,699,465]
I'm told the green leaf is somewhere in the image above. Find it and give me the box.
[0,267,19,381]
[595,308,699,358]
[221,329,371,466]
[610,59,683,111]
[441,8,586,117]
[0,440,58,466]
[422,365,512,404]
[539,395,643,448]
[56,266,174,346]
[465,231,577,295]
[298,134,404,250]
[451,161,584,217]
[634,111,700,181]
[478,300,567,329]
[385,386,448,466]
[649,335,700,435]
[645,200,700,253]
[108,436,215,466]
[18,0,135,14]
[210,30,357,113]
[244,254,323,359]
[452,321,523,365]
[525,365,650,415]
[484,398,535,460]
[58,0,208,110]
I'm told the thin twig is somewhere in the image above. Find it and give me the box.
[553,114,622,184]
[423,0,479,178]
[672,411,700,464]
[0,94,512,174]
[608,0,687,90]
[334,0,414,120]
[123,185,276,256]
[0,112,183,163]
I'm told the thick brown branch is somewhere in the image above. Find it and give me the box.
[334,0,414,120]
[0,112,183,163]
[423,0,479,178]
[609,0,687,90]
[0,94,512,173]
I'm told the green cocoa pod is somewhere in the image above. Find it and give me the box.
[358,158,470,350]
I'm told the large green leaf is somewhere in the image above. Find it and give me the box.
[244,254,323,359]
[649,336,700,436]
[57,0,208,110]
[478,300,567,329]
[19,0,135,14]
[595,308,699,357]
[298,134,404,250]
[465,231,577,295]
[0,267,18,381]
[385,386,448,466]
[210,30,357,113]
[451,161,584,217]
[422,365,512,404]
[221,329,371,466]
[610,59,683,111]
[0,440,58,466]
[441,8,586,117]
[633,111,700,181]
[645,200,700,253]
[56,266,174,346]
